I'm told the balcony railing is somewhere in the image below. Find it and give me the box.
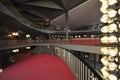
[0,38,103,80]
[0,38,100,48]
[29,46,103,80]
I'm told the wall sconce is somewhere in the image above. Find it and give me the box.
[12,49,19,53]
[26,46,31,49]
[26,34,30,38]
[12,32,19,36]
[100,0,120,80]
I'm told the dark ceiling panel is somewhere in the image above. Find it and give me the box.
[26,10,49,19]
[11,0,31,3]
[10,0,89,30]
[21,11,43,21]
[52,0,101,29]
[61,0,69,9]
[7,0,89,26]
[67,0,86,10]
[20,6,64,19]
[51,0,64,8]
[24,0,64,10]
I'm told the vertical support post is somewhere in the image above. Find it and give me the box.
[48,21,51,42]
[65,11,69,41]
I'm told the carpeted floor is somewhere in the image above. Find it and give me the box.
[0,54,75,80]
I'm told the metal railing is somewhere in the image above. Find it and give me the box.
[28,46,103,80]
[54,48,103,80]
[0,38,101,48]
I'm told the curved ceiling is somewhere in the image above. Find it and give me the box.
[0,0,102,38]
[11,0,87,27]
[52,0,102,29]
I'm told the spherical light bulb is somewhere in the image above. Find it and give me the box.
[101,66,108,72]
[109,47,118,56]
[100,4,108,13]
[119,65,120,69]
[118,9,120,15]
[108,56,114,61]
[103,76,108,80]
[100,0,108,3]
[100,7,108,14]
[108,23,117,33]
[101,66,109,77]
[108,0,118,5]
[102,70,109,77]
[101,26,108,33]
[101,47,109,54]
[108,62,117,71]
[115,57,118,62]
[108,74,117,80]
[108,9,117,18]
[101,36,108,43]
[107,18,114,23]
[118,37,120,42]
[119,52,120,56]
[119,24,120,28]
[100,14,109,23]
[108,36,117,43]
[101,56,109,66]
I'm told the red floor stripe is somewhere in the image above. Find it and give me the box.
[0,54,75,80]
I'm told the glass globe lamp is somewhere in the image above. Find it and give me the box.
[108,47,118,56]
[108,62,117,71]
[108,36,117,43]
[119,65,120,69]
[101,36,108,43]
[101,47,108,54]
[101,26,108,33]
[108,9,117,18]
[108,74,117,80]
[119,23,120,28]
[108,0,118,5]
[108,56,114,61]
[100,14,109,23]
[108,23,117,33]
[118,9,120,15]
[101,56,109,66]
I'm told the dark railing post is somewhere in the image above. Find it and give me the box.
[70,51,103,80]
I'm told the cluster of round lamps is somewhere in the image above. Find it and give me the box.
[100,0,120,80]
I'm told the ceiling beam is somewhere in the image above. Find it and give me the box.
[24,0,64,10]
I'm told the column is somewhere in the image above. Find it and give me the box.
[65,11,69,41]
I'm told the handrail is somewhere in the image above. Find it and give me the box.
[0,39,103,80]
[29,46,103,80]
[71,52,103,80]
[0,38,100,48]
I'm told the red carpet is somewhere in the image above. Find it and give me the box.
[0,54,75,80]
